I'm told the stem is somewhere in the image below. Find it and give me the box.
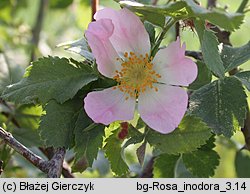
[207,0,217,9]
[0,160,3,175]
[40,147,74,178]
[151,19,176,57]
[30,0,48,63]
[175,21,180,40]
[0,127,48,173]
[185,50,202,60]
[47,148,66,178]
[0,127,65,177]
[237,0,249,13]
[91,0,99,21]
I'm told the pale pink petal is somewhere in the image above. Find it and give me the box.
[138,84,188,134]
[153,38,197,86]
[85,19,120,78]
[84,88,136,125]
[95,8,150,56]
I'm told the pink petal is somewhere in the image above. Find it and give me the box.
[153,38,197,86]
[95,8,150,56]
[84,88,136,125]
[138,84,188,134]
[85,19,120,78]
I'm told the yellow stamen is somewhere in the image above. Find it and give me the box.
[113,52,161,99]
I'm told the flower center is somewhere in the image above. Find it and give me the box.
[113,52,161,99]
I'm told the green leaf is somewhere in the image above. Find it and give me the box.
[145,116,212,154]
[175,157,194,178]
[121,125,144,164]
[193,19,205,43]
[182,137,220,177]
[221,41,250,72]
[12,128,43,148]
[104,130,129,176]
[123,125,144,149]
[12,104,44,147]
[73,109,105,171]
[0,53,24,94]
[185,0,244,31]
[235,150,250,178]
[2,57,98,104]
[153,154,180,178]
[144,21,156,46]
[235,71,250,91]
[119,1,187,27]
[56,38,94,62]
[119,1,188,18]
[119,0,244,31]
[189,60,212,90]
[202,30,225,78]
[39,99,82,148]
[139,10,165,27]
[189,77,248,137]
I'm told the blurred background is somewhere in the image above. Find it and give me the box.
[0,0,250,177]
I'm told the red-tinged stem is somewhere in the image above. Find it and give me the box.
[91,0,99,21]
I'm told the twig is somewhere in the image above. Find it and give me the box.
[0,160,3,175]
[30,0,48,63]
[0,127,65,177]
[0,127,48,173]
[40,147,75,178]
[185,50,202,60]
[47,148,66,178]
[207,0,217,9]
[91,0,99,21]
[175,21,180,40]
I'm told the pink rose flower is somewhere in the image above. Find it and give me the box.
[84,8,197,134]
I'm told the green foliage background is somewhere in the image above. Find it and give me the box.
[1,0,250,178]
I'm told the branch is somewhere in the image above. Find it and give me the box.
[0,127,48,173]
[47,148,66,178]
[0,160,3,175]
[91,0,99,21]
[40,147,75,178]
[207,0,217,9]
[185,50,202,60]
[30,0,48,62]
[0,127,65,177]
[175,21,180,40]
